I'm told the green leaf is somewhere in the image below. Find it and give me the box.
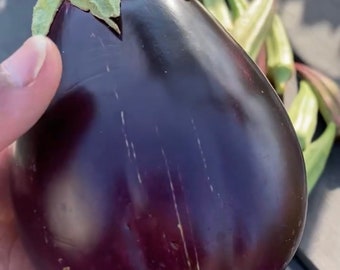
[31,0,121,36]
[31,0,63,35]
[70,0,121,34]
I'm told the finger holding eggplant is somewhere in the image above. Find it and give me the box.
[0,35,62,270]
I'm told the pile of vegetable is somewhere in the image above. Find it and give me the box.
[202,0,340,194]
[10,0,339,269]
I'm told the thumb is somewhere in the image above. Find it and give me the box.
[0,35,62,151]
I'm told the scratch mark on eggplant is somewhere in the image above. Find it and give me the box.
[194,248,201,270]
[136,172,143,185]
[160,148,192,269]
[120,112,143,184]
[106,64,110,72]
[162,232,171,254]
[113,90,119,100]
[120,111,126,125]
[130,142,143,184]
[65,72,106,93]
[120,111,131,159]
[97,37,105,48]
[177,168,201,270]
[130,142,137,160]
[51,234,79,250]
[190,118,215,194]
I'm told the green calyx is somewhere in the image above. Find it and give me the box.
[31,0,121,36]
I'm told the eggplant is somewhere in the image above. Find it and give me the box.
[10,0,307,269]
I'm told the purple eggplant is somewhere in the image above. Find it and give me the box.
[10,1,307,269]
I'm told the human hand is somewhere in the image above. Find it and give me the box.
[0,36,62,270]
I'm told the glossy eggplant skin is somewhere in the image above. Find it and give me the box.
[11,1,307,269]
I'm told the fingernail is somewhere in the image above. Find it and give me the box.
[1,35,47,88]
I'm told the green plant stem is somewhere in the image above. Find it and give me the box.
[288,80,318,150]
[266,14,294,94]
[227,0,248,21]
[303,122,336,194]
[231,0,275,60]
[202,0,233,30]
[296,63,340,136]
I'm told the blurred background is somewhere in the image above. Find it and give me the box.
[278,1,340,269]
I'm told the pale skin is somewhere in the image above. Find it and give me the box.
[0,36,62,270]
